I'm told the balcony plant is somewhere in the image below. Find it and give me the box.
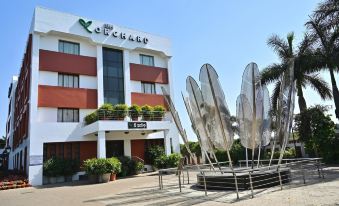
[129,104,141,121]
[113,104,128,120]
[84,111,98,125]
[98,103,114,120]
[141,105,153,121]
[153,105,166,121]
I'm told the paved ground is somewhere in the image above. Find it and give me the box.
[0,167,338,206]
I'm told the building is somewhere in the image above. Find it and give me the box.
[5,7,180,186]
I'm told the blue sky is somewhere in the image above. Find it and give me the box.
[2,0,335,141]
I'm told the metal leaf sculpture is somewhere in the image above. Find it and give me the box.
[199,64,239,197]
[185,76,223,172]
[182,93,216,171]
[276,59,296,167]
[239,62,262,168]
[161,87,199,168]
[261,86,271,147]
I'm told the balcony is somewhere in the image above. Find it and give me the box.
[130,63,168,84]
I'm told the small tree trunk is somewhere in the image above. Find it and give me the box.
[329,67,339,119]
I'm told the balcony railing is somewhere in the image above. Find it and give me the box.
[97,110,165,121]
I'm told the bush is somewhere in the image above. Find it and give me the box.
[107,157,122,174]
[83,158,121,176]
[136,161,144,173]
[43,157,63,177]
[63,159,79,177]
[129,104,141,120]
[145,145,165,165]
[84,111,98,125]
[113,104,128,119]
[154,153,182,169]
[153,105,166,120]
[141,105,153,120]
[99,103,114,111]
[117,156,139,177]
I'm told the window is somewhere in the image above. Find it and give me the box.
[57,108,79,122]
[141,82,156,94]
[58,74,79,88]
[140,54,154,66]
[103,48,125,105]
[58,40,80,55]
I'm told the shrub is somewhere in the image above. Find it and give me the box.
[83,158,120,176]
[107,157,122,174]
[43,157,63,177]
[141,105,153,120]
[154,153,182,169]
[136,161,144,173]
[117,156,140,177]
[129,104,141,120]
[84,111,98,125]
[145,145,165,166]
[62,159,80,177]
[153,105,166,120]
[99,103,114,111]
[113,104,128,119]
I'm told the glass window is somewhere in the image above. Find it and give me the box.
[140,54,154,66]
[58,40,80,55]
[57,108,79,122]
[103,48,124,105]
[58,74,79,88]
[141,82,156,94]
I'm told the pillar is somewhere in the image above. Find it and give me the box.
[96,45,104,107]
[97,131,106,158]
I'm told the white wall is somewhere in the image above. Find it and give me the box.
[39,34,97,57]
[39,71,97,89]
[37,108,95,123]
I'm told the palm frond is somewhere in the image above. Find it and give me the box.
[267,34,290,60]
[260,64,286,85]
[305,73,333,100]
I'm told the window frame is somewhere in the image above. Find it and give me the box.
[57,108,80,122]
[139,54,155,66]
[58,73,79,88]
[58,40,80,55]
[141,82,156,94]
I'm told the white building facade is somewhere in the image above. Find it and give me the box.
[5,7,179,186]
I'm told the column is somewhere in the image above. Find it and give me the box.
[124,139,131,157]
[164,130,171,155]
[28,33,44,186]
[123,49,131,105]
[96,45,104,107]
[97,131,106,158]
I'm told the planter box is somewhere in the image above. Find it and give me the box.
[99,173,110,183]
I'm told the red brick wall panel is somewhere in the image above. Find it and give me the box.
[130,63,168,84]
[131,92,167,108]
[38,85,97,109]
[39,49,97,76]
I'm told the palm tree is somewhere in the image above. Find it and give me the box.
[260,32,332,113]
[307,0,339,119]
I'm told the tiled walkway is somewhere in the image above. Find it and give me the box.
[0,167,338,206]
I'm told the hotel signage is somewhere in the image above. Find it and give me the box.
[128,122,147,129]
[79,18,148,44]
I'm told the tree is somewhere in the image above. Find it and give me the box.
[307,0,339,119]
[294,105,338,163]
[0,136,6,149]
[260,32,332,113]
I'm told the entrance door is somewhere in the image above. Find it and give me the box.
[106,140,124,158]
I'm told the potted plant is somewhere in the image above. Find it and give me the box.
[43,157,59,184]
[141,105,153,121]
[128,104,141,121]
[83,158,97,183]
[113,104,128,120]
[63,159,79,182]
[98,103,114,120]
[153,105,165,121]
[107,157,122,181]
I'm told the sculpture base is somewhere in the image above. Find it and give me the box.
[196,168,291,190]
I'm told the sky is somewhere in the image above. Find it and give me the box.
[1,0,337,141]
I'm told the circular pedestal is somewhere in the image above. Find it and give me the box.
[197,168,291,190]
